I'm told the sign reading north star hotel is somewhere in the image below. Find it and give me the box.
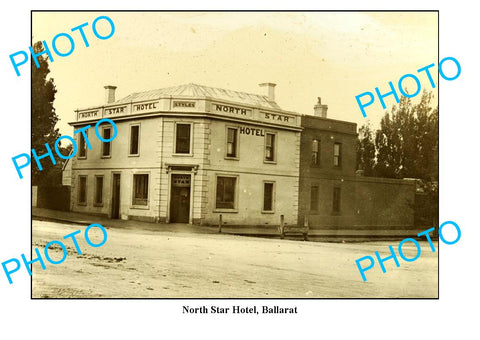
[77,101,160,121]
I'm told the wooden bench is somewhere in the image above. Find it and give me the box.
[279,215,309,241]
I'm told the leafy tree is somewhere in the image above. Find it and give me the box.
[356,122,376,176]
[356,90,438,227]
[356,91,438,181]
[374,92,438,180]
[31,41,67,186]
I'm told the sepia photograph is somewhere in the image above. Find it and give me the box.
[30,11,439,298]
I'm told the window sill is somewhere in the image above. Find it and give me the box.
[77,202,87,206]
[130,204,149,210]
[78,157,87,160]
[172,153,193,157]
[128,154,140,157]
[93,203,104,207]
[213,208,238,213]
[101,156,111,159]
[261,210,275,214]
[263,160,277,165]
[224,156,239,161]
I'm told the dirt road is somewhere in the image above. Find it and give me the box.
[31,220,438,298]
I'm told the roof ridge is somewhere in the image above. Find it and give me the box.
[124,83,268,99]
[113,83,280,110]
[187,83,270,100]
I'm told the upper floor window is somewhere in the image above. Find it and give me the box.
[102,127,111,157]
[226,127,238,158]
[265,133,276,162]
[130,125,140,156]
[312,139,320,166]
[334,143,341,167]
[175,123,191,154]
[78,130,87,159]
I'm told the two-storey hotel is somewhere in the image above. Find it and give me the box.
[66,83,301,226]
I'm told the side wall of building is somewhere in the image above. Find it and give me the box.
[202,119,300,226]
[298,116,357,226]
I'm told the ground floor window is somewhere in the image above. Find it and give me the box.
[133,174,149,206]
[78,175,87,205]
[263,182,275,212]
[216,176,236,209]
[94,176,104,205]
[333,187,341,213]
[310,185,319,212]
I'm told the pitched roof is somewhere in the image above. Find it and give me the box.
[114,83,281,110]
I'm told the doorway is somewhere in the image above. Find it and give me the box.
[170,174,191,223]
[111,173,121,219]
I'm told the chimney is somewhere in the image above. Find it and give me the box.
[314,97,328,118]
[104,85,117,104]
[259,83,276,102]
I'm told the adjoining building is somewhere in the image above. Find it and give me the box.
[64,83,301,226]
[298,98,416,236]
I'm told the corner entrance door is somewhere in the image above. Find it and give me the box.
[111,173,121,219]
[170,174,191,223]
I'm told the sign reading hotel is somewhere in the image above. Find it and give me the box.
[133,101,159,114]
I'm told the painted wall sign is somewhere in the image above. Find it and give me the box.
[78,110,99,120]
[133,101,158,113]
[263,112,293,123]
[172,175,191,187]
[104,106,127,116]
[239,126,265,137]
[173,101,195,108]
[213,103,251,117]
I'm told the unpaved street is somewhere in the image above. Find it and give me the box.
[32,220,438,298]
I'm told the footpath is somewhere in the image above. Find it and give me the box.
[32,207,281,238]
[32,208,425,242]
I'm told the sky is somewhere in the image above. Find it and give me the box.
[32,11,438,136]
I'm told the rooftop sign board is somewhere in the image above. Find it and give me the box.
[75,97,301,129]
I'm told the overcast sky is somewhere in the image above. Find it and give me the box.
[32,11,438,136]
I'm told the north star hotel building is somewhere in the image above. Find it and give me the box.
[66,83,302,226]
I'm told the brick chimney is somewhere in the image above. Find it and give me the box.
[259,83,276,102]
[104,85,117,104]
[314,97,328,118]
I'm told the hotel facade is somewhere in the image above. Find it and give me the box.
[65,83,302,226]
